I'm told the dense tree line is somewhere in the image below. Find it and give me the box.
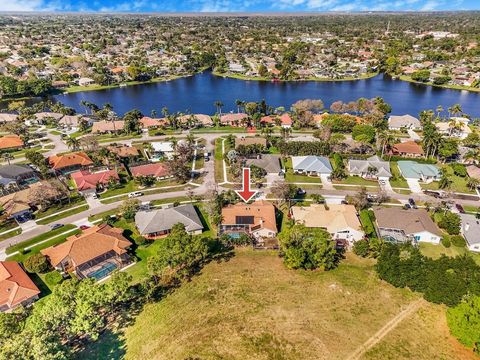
[278,140,331,156]
[0,75,52,98]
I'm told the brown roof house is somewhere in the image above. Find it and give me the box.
[71,169,119,194]
[178,114,213,127]
[0,261,40,312]
[0,135,24,151]
[220,200,277,240]
[41,224,132,281]
[91,120,125,134]
[390,141,424,158]
[48,152,93,174]
[373,207,442,244]
[107,144,140,158]
[220,113,249,126]
[130,163,171,180]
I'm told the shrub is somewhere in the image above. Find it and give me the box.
[451,235,466,247]
[446,294,480,350]
[23,253,49,274]
[442,236,451,248]
[451,163,467,177]
[44,271,63,287]
[134,235,147,246]
[353,239,369,257]
[438,212,461,235]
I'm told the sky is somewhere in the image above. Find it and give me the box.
[0,0,478,13]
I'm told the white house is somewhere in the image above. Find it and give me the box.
[460,213,480,252]
[388,114,422,130]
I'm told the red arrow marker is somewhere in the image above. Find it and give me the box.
[235,167,258,203]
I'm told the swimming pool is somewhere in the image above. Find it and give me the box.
[87,262,118,280]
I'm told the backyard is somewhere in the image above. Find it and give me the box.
[79,250,473,360]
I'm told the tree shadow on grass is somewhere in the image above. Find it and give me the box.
[30,272,51,297]
[74,329,126,360]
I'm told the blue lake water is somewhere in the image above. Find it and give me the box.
[46,72,480,117]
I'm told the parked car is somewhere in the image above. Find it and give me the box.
[79,225,90,230]
[296,188,306,196]
[91,193,98,199]
[50,223,64,230]
[455,204,465,214]
[403,203,411,210]
[408,198,417,209]
[128,191,144,198]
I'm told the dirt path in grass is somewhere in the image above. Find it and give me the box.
[347,299,424,360]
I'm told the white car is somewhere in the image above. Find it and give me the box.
[128,191,144,198]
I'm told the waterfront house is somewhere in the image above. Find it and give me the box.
[33,112,64,124]
[220,113,249,126]
[91,120,125,134]
[460,213,480,252]
[397,161,440,182]
[435,117,472,140]
[178,114,213,127]
[71,169,119,194]
[235,137,267,149]
[260,113,293,128]
[139,117,165,129]
[77,77,95,86]
[0,114,18,123]
[151,141,177,160]
[291,204,364,245]
[373,207,442,244]
[135,204,203,238]
[41,224,132,281]
[291,156,332,177]
[130,163,171,180]
[48,152,93,174]
[348,155,392,180]
[0,261,40,313]
[0,135,24,151]
[390,141,424,158]
[388,114,422,130]
[58,115,92,131]
[220,200,277,239]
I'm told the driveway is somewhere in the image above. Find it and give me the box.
[320,174,334,190]
[85,193,102,209]
[407,129,421,141]
[406,178,423,193]
[379,178,394,193]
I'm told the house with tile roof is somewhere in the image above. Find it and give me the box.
[348,155,392,180]
[0,261,40,312]
[390,141,424,158]
[388,114,422,130]
[0,135,24,150]
[435,117,472,140]
[139,117,165,129]
[291,156,332,176]
[91,120,125,134]
[373,207,442,244]
[220,200,277,239]
[130,163,171,179]
[178,114,213,127]
[71,169,119,193]
[397,161,440,182]
[41,224,132,280]
[0,114,18,123]
[220,113,248,126]
[107,145,140,158]
[291,204,364,245]
[260,113,293,128]
[58,115,92,131]
[135,204,203,238]
[48,152,93,173]
[245,154,282,175]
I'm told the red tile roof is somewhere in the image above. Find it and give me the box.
[0,261,40,309]
[0,135,24,150]
[71,169,119,191]
[392,141,424,155]
[130,163,169,178]
[48,152,93,170]
[139,117,166,128]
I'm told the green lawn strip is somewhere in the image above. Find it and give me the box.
[389,162,409,188]
[0,220,19,233]
[333,185,379,192]
[0,228,22,242]
[419,242,480,265]
[333,176,380,187]
[36,204,90,225]
[34,197,87,220]
[394,189,412,195]
[49,130,63,135]
[193,126,248,133]
[100,185,187,204]
[6,224,77,255]
[194,155,205,170]
[214,137,225,182]
[462,205,480,214]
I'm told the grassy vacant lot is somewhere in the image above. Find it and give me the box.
[82,250,471,360]
[332,176,380,187]
[420,242,480,265]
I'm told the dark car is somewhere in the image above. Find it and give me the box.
[408,198,417,208]
[455,204,466,214]
[79,225,90,230]
[296,188,306,196]
[403,203,411,210]
[50,223,64,230]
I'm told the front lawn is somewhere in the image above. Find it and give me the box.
[420,165,475,194]
[36,204,90,225]
[333,176,379,187]
[389,162,409,189]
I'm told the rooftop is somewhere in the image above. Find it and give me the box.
[0,261,40,309]
[135,204,203,235]
[374,207,442,237]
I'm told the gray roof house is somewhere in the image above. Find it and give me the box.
[460,213,480,252]
[0,165,36,186]
[348,155,392,179]
[397,161,440,182]
[135,204,203,238]
[388,114,422,130]
[245,155,282,175]
[291,156,332,175]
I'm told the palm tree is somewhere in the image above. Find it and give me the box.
[436,105,444,119]
[235,99,243,113]
[151,109,157,118]
[439,171,452,189]
[467,177,480,191]
[80,100,90,115]
[170,137,178,155]
[214,100,224,117]
[2,153,14,165]
[186,134,195,146]
[65,137,80,151]
[377,131,395,157]
[448,104,463,118]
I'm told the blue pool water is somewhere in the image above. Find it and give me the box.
[88,262,118,280]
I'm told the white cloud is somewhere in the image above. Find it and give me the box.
[0,0,44,11]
